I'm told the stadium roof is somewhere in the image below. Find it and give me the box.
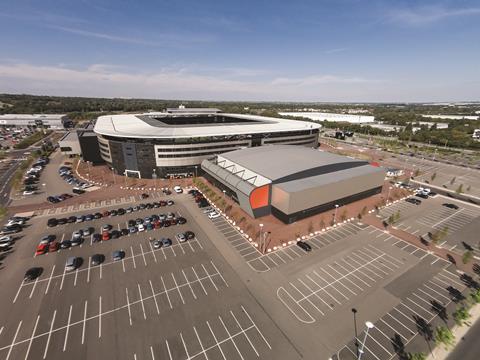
[94,112,321,139]
[219,145,376,182]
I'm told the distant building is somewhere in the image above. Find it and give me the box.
[279,111,375,124]
[421,114,479,120]
[58,131,81,156]
[0,114,73,129]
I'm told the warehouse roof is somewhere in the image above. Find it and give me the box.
[94,112,321,138]
[219,145,377,182]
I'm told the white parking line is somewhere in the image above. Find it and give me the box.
[182,270,197,299]
[171,273,185,304]
[24,316,39,360]
[125,288,132,326]
[63,305,72,351]
[180,333,191,359]
[81,301,87,344]
[207,320,227,360]
[28,277,38,299]
[13,280,24,304]
[44,265,55,295]
[98,296,102,338]
[192,267,208,296]
[149,241,158,263]
[218,316,244,360]
[165,339,173,360]
[161,276,173,309]
[131,246,137,269]
[138,284,147,320]
[42,310,56,359]
[74,269,79,287]
[122,258,126,272]
[59,264,67,290]
[202,264,219,291]
[149,280,160,315]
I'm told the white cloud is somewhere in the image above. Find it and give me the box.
[324,48,347,54]
[2,61,475,102]
[388,6,480,25]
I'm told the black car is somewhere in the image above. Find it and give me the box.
[60,240,71,249]
[121,228,129,236]
[110,209,118,216]
[91,254,105,266]
[177,217,187,225]
[24,267,43,281]
[145,203,153,209]
[184,231,195,240]
[117,208,125,215]
[92,233,101,243]
[153,202,160,208]
[141,193,149,199]
[1,225,22,234]
[67,216,77,223]
[296,241,312,252]
[415,193,429,199]
[94,212,103,219]
[57,218,67,225]
[139,204,146,210]
[135,218,143,225]
[405,198,421,205]
[198,200,209,208]
[47,218,58,227]
[85,214,94,221]
[110,230,120,239]
[443,203,459,210]
[128,219,136,227]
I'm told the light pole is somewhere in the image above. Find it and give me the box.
[152,169,157,189]
[112,167,116,185]
[259,223,264,251]
[334,204,339,224]
[352,308,359,357]
[124,170,128,188]
[358,321,374,360]
[86,161,91,180]
[194,165,198,178]
[387,186,392,204]
[433,148,438,162]
[222,189,226,213]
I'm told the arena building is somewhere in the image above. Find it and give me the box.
[93,109,321,178]
[0,114,73,129]
[202,145,385,224]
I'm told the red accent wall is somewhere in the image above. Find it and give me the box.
[249,185,270,209]
[370,161,380,167]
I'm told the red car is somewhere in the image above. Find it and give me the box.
[102,232,110,241]
[48,241,59,252]
[35,243,49,256]
[102,210,111,217]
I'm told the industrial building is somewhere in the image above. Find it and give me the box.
[93,109,321,178]
[58,124,104,164]
[0,114,73,129]
[278,111,375,124]
[201,145,385,224]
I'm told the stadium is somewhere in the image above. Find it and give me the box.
[93,108,321,178]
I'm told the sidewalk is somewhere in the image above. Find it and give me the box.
[427,304,480,360]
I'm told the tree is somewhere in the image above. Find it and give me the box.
[414,169,420,177]
[456,184,464,194]
[434,326,455,349]
[361,206,368,216]
[470,288,480,304]
[308,221,314,233]
[467,185,471,192]
[408,352,427,360]
[453,306,471,326]
[462,250,473,264]
[319,218,325,230]
[340,209,347,222]
[450,176,456,185]
[394,210,401,223]
[431,172,437,181]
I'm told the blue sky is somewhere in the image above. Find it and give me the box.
[0,0,479,102]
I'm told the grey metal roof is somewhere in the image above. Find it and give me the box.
[275,163,384,193]
[221,145,365,181]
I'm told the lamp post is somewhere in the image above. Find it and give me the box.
[222,189,226,213]
[194,165,198,178]
[124,170,128,188]
[358,321,374,360]
[152,169,157,189]
[334,204,339,224]
[86,161,91,180]
[352,308,359,356]
[112,167,116,185]
[259,223,264,251]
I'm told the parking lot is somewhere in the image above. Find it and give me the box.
[379,195,480,257]
[0,194,300,360]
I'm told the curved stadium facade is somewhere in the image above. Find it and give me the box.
[93,109,321,178]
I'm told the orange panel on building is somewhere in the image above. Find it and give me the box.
[249,185,270,209]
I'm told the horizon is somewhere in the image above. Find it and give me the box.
[1,0,480,102]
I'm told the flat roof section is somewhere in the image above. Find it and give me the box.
[220,145,365,181]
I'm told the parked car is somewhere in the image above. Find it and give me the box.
[102,224,112,232]
[141,193,149,199]
[296,241,312,252]
[138,224,145,232]
[152,239,162,249]
[49,241,59,252]
[47,218,58,227]
[40,235,56,244]
[23,190,35,195]
[405,198,421,205]
[177,217,187,224]
[184,231,195,240]
[24,267,43,281]
[93,233,101,243]
[91,254,105,266]
[60,240,71,249]
[65,257,81,271]
[35,243,49,255]
[161,238,172,247]
[208,211,220,219]
[102,232,110,241]
[174,186,183,193]
[167,200,174,206]
[442,203,459,210]
[112,250,125,261]
[176,233,187,242]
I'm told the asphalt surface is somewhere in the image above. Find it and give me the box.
[446,315,480,360]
